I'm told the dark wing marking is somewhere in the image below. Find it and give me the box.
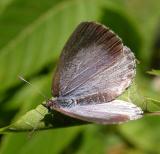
[53,100,143,124]
[52,21,123,97]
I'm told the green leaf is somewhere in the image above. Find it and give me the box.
[120,116,160,153]
[0,104,48,132]
[124,0,160,68]
[0,104,87,133]
[100,4,142,57]
[146,98,160,106]
[0,0,101,94]
[76,125,107,154]
[147,69,160,76]
[0,0,64,49]
[4,73,52,111]
[0,127,83,154]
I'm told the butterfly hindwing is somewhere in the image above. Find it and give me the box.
[54,100,143,124]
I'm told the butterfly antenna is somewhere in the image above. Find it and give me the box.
[18,75,48,101]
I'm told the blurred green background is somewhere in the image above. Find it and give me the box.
[0,0,160,153]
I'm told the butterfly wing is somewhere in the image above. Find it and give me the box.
[52,21,123,97]
[54,100,143,124]
[68,46,136,102]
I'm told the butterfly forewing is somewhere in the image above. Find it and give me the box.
[66,46,136,103]
[52,22,123,97]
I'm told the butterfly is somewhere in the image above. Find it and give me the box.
[46,21,143,124]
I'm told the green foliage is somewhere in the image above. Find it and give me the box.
[0,0,160,153]
[148,69,160,76]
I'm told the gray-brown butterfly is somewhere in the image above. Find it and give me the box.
[46,21,143,124]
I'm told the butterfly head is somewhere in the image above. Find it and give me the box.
[45,97,76,111]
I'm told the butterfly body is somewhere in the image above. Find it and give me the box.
[47,97,76,109]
